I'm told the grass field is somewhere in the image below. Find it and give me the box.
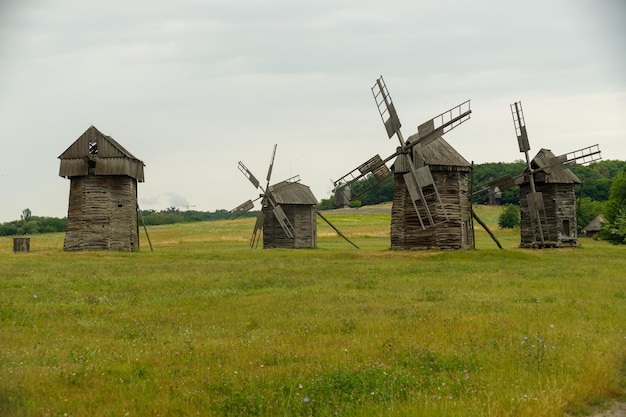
[1,205,625,416]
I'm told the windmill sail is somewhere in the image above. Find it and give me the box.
[334,76,471,230]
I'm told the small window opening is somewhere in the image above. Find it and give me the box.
[89,141,98,155]
[88,159,96,175]
[118,204,123,208]
[562,219,571,236]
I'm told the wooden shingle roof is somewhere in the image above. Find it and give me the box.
[518,148,581,185]
[269,181,317,205]
[393,136,471,173]
[59,126,145,181]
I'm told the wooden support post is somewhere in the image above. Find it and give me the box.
[471,210,503,249]
[137,204,153,252]
[316,211,359,249]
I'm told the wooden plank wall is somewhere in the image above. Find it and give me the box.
[64,176,139,251]
[391,170,472,250]
[262,205,316,249]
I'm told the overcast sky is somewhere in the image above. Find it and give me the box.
[1,0,624,222]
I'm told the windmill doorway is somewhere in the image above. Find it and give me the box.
[561,219,571,237]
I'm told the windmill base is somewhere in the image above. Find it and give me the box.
[520,239,580,249]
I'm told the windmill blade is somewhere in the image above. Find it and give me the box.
[371,76,402,140]
[250,211,265,248]
[413,165,449,222]
[471,186,491,199]
[403,171,428,229]
[271,204,295,239]
[410,100,472,148]
[488,174,517,191]
[525,191,551,245]
[266,144,278,183]
[230,199,254,215]
[333,154,393,199]
[511,101,531,153]
[238,161,260,189]
[229,196,262,219]
[540,144,602,169]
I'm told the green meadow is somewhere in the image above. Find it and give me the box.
[1,205,625,417]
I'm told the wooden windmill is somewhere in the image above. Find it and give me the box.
[232,145,358,249]
[334,76,473,249]
[490,101,601,248]
[59,126,145,251]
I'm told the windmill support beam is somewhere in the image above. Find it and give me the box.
[316,211,359,249]
[471,209,502,249]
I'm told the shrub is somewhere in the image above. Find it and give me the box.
[602,208,626,244]
[498,204,520,229]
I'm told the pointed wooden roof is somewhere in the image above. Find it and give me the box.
[58,126,145,181]
[518,148,581,185]
[583,214,605,233]
[59,125,142,160]
[392,135,471,173]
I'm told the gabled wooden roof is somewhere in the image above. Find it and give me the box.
[59,126,142,160]
[58,126,145,181]
[519,148,581,185]
[269,181,317,205]
[393,136,471,173]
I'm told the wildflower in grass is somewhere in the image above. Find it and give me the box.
[549,324,554,328]
[303,397,309,403]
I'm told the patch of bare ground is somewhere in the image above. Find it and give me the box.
[585,402,626,417]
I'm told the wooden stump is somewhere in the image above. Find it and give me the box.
[13,237,30,253]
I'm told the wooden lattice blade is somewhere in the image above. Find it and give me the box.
[411,101,471,148]
[229,199,255,217]
[266,144,277,183]
[551,144,602,167]
[250,211,265,248]
[371,76,402,139]
[489,175,517,191]
[334,154,392,199]
[238,161,260,189]
[272,204,295,239]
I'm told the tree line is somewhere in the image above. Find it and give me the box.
[0,207,257,236]
[318,159,626,243]
[2,160,624,242]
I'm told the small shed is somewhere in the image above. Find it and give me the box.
[391,135,473,250]
[517,148,581,248]
[583,214,605,238]
[262,181,318,249]
[59,126,145,251]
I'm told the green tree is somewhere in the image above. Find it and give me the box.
[317,198,335,211]
[604,167,626,223]
[602,167,626,244]
[498,204,520,229]
[602,208,626,244]
[21,208,32,223]
[577,197,605,233]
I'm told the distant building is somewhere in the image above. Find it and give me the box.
[583,214,605,238]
